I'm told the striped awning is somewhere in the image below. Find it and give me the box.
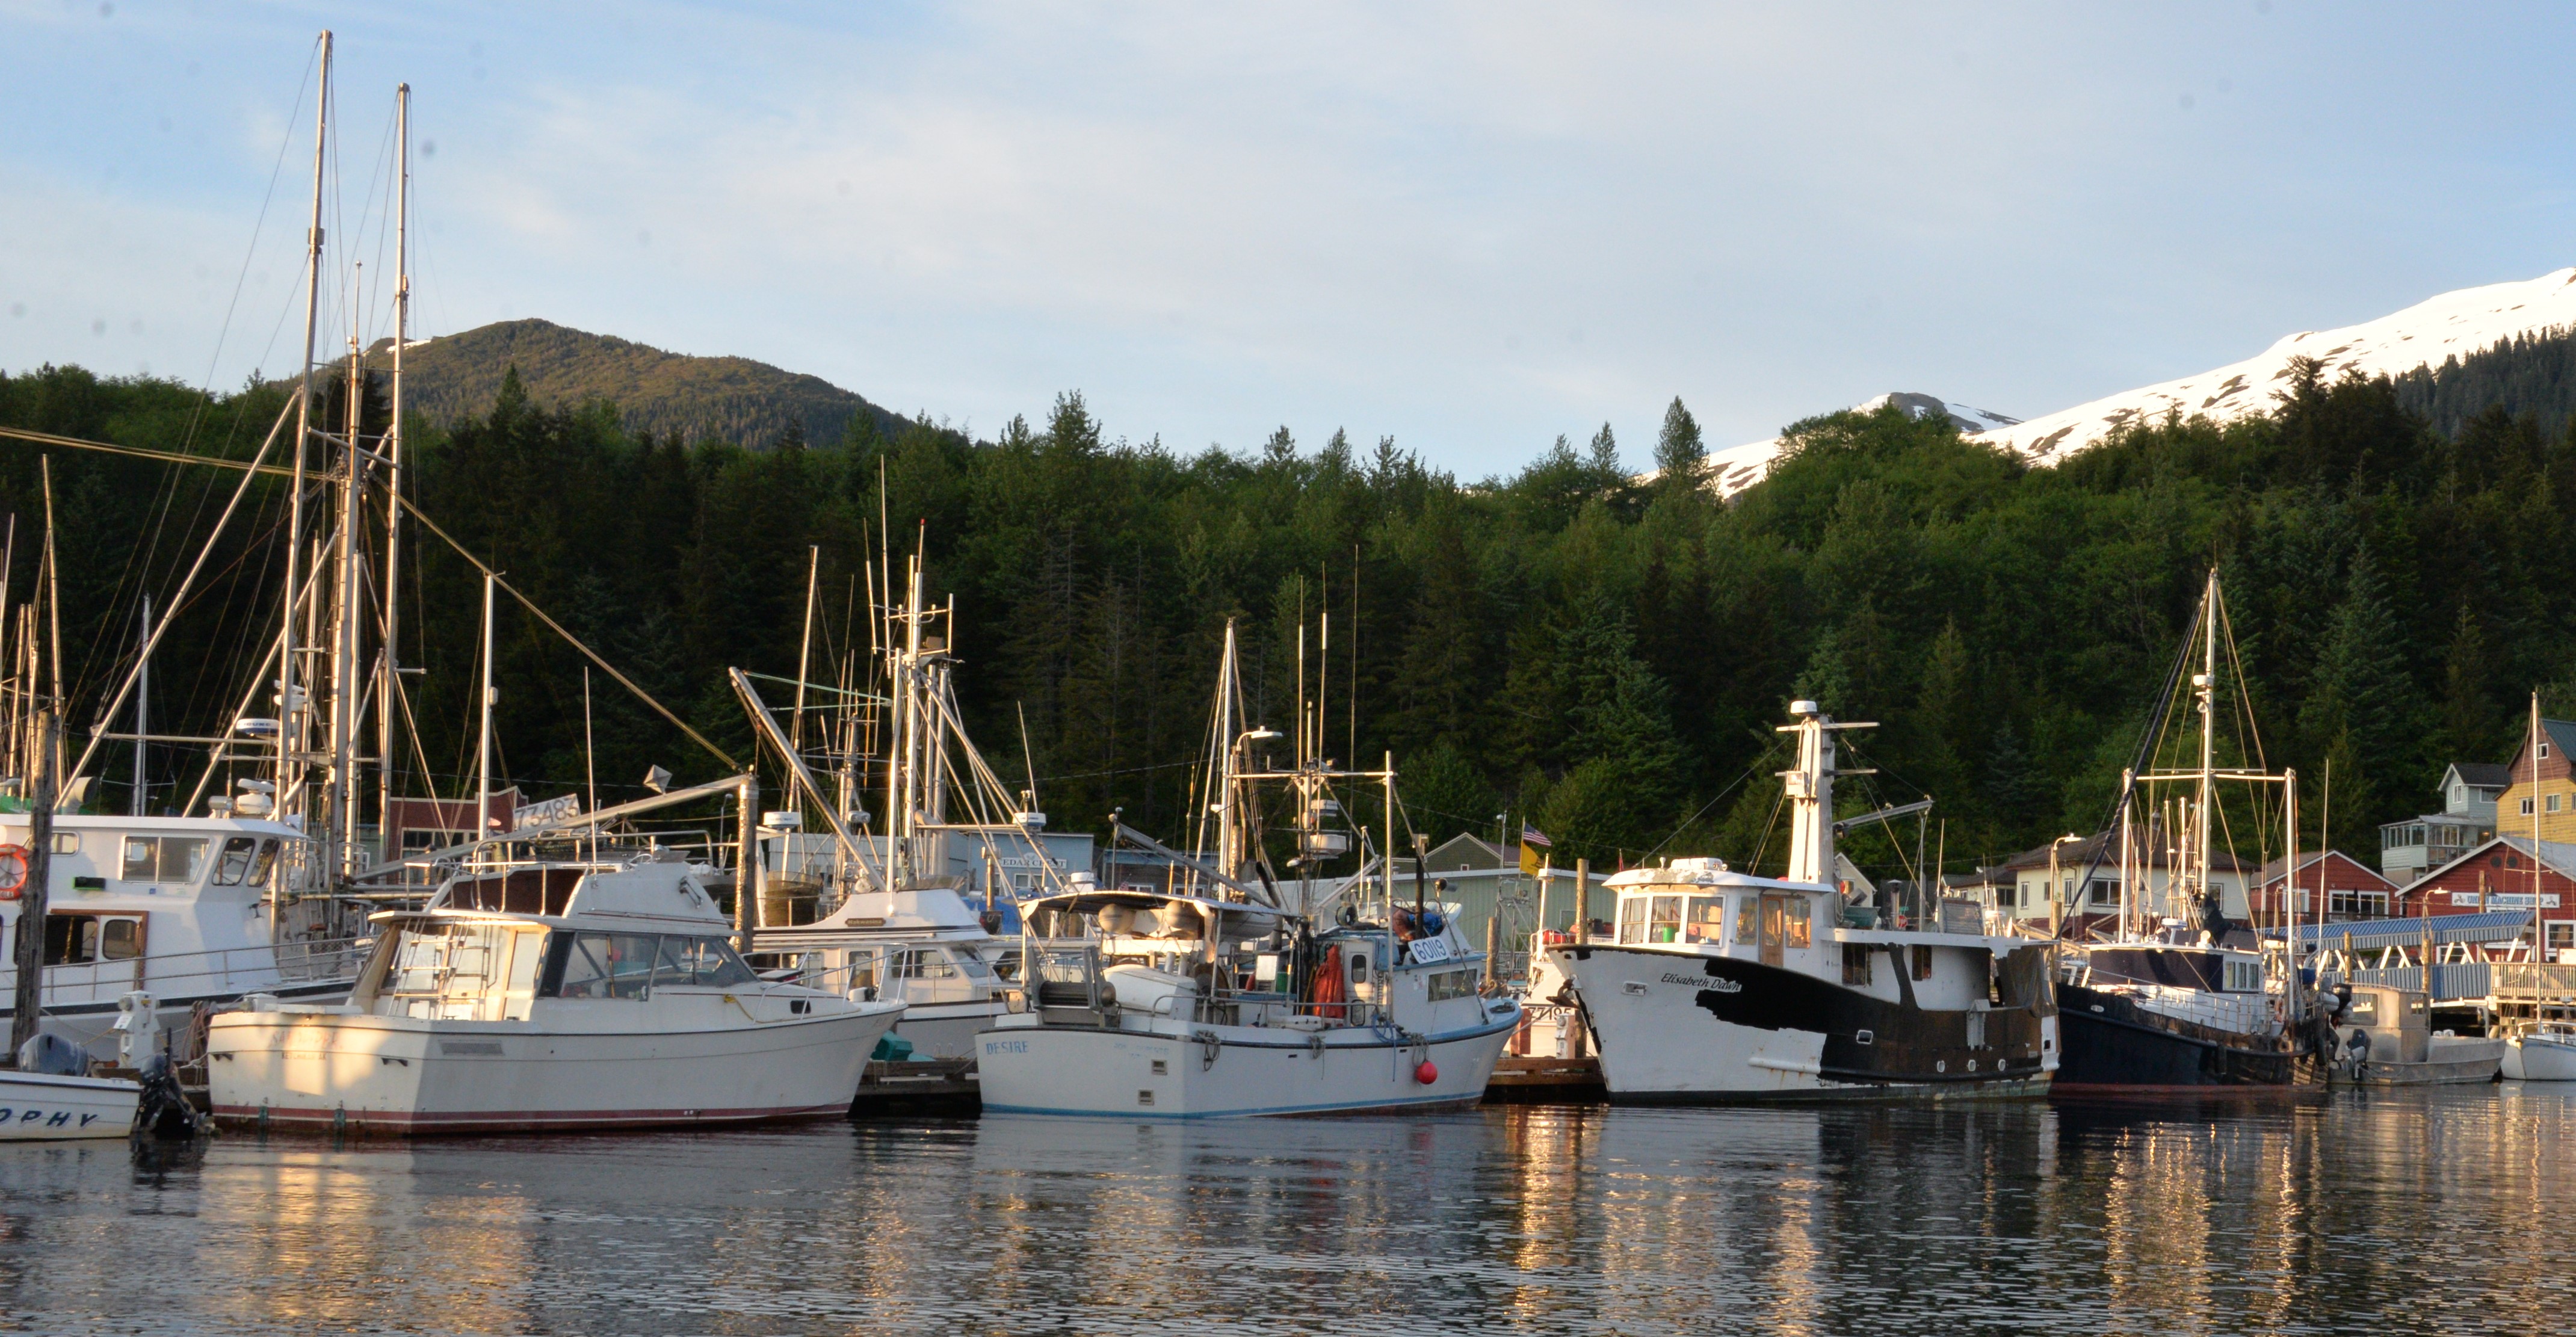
[2268,910,2535,951]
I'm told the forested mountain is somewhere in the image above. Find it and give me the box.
[365,319,912,451]
[2393,326,2576,440]
[4,353,2575,890]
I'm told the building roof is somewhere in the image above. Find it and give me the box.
[2445,762,2511,789]
[2380,811,2492,832]
[2255,850,2395,891]
[1422,833,1512,873]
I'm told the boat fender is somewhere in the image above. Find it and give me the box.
[1415,1060,1438,1085]
[0,844,26,898]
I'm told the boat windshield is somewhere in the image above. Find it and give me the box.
[542,931,758,998]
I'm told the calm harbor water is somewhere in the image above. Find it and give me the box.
[1,1088,2569,1335]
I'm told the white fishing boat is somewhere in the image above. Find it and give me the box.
[206,850,903,1135]
[978,888,1518,1117]
[974,622,1519,1117]
[0,1069,138,1141]
[2503,1021,2576,1081]
[1547,701,2058,1102]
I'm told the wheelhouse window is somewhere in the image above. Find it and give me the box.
[2223,957,2262,992]
[120,836,207,883]
[1617,897,1648,945]
[1783,897,1812,949]
[653,936,760,988]
[1682,895,1726,944]
[1735,900,1759,945]
[1646,895,1683,943]
[545,931,659,999]
[211,836,277,886]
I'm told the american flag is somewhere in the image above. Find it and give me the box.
[1521,824,1551,848]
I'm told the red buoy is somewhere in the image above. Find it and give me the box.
[1415,1060,1439,1085]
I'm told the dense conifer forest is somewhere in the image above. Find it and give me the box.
[5,339,2576,885]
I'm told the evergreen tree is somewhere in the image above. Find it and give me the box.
[1653,397,1705,490]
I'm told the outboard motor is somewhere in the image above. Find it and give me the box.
[131,1053,203,1141]
[16,1033,87,1076]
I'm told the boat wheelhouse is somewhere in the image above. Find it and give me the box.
[206,852,903,1135]
[1550,702,2057,1102]
[0,812,359,1063]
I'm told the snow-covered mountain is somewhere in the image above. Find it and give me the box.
[1710,267,2576,496]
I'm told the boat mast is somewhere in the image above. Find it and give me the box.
[2193,569,2219,929]
[280,30,329,835]
[129,595,149,815]
[2533,690,2545,962]
[377,81,409,868]
[475,569,495,855]
[791,545,818,767]
[328,301,364,878]
[1781,699,1870,885]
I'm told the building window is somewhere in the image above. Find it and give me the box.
[2329,889,2390,918]
[2553,795,2565,814]
[2088,878,2117,906]
[2523,798,2537,817]
[2553,922,2574,953]
[2544,742,2554,759]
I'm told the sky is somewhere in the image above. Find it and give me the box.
[3,1,2572,477]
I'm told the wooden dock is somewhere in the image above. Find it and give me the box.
[1483,1054,1605,1102]
[850,1057,981,1113]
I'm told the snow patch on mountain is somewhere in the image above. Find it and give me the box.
[1709,267,2576,496]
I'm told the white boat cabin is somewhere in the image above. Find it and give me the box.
[1599,858,2019,1011]
[350,857,770,1022]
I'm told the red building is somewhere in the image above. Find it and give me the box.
[2397,835,2576,957]
[2252,850,2398,922]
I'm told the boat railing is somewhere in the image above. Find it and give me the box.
[0,934,370,1010]
[2119,982,2284,1037]
[1191,988,1388,1031]
[2489,962,2576,1004]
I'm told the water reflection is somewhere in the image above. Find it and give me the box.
[0,1092,2567,1333]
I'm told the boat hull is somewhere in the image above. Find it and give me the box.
[206,1002,901,1136]
[2503,1033,2576,1081]
[1560,944,2054,1104]
[974,1011,1517,1119]
[2054,983,2321,1092]
[0,1072,140,1140]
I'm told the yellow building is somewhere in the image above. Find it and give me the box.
[2497,719,2576,844]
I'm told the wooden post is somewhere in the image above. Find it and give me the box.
[1570,856,1592,1061]
[1484,914,1498,988]
[735,773,759,955]
[10,712,55,1060]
